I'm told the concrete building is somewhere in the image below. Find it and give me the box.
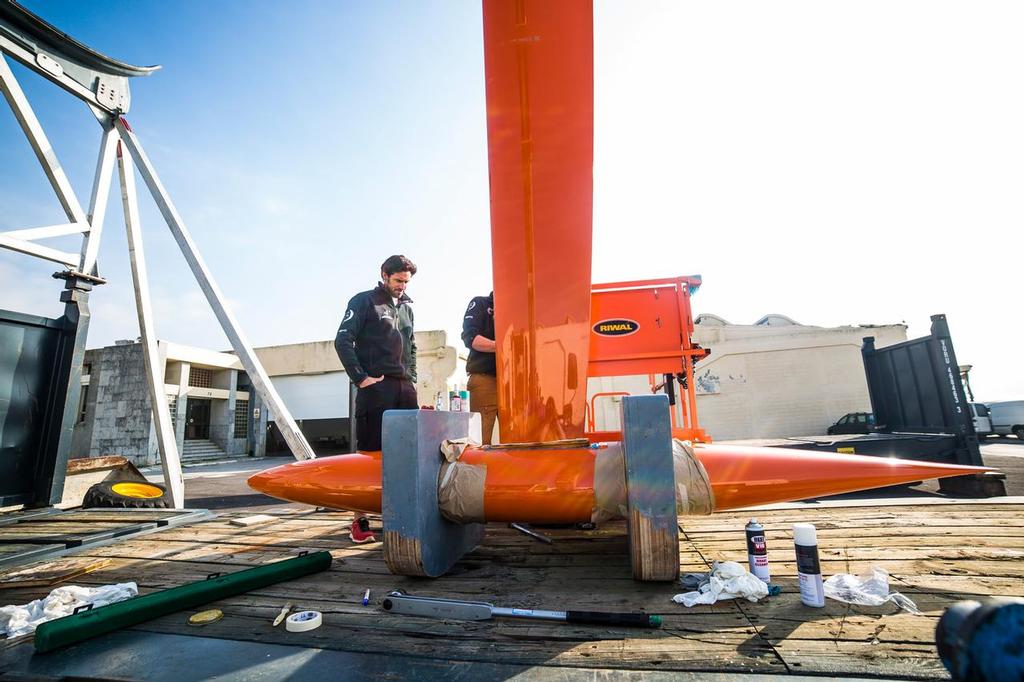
[72,340,254,466]
[254,330,457,454]
[72,331,458,464]
[586,315,908,441]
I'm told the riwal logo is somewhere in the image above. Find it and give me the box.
[592,318,640,337]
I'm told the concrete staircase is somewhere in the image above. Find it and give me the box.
[181,439,228,463]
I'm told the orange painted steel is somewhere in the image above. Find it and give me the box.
[248,443,991,522]
[587,277,710,442]
[484,0,595,443]
[586,392,631,432]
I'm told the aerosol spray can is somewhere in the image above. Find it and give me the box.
[459,390,470,412]
[745,518,770,584]
[793,522,825,607]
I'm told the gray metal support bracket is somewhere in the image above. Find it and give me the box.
[382,409,484,577]
[620,395,680,581]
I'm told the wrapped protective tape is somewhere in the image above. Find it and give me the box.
[592,439,715,523]
[285,610,323,632]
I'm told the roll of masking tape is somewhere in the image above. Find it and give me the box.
[285,610,322,633]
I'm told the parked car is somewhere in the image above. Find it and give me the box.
[988,400,1024,439]
[827,412,876,435]
[970,402,993,438]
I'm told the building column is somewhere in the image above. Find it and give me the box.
[226,369,238,455]
[250,394,268,458]
[174,361,189,454]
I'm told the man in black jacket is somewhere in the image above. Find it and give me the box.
[461,291,497,444]
[335,255,418,451]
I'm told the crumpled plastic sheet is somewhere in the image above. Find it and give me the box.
[823,566,921,614]
[1,582,138,638]
[672,561,769,607]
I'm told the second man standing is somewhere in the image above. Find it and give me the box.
[462,291,498,444]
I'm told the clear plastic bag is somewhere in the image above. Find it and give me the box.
[823,566,920,614]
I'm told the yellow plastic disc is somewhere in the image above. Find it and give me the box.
[111,482,165,499]
[188,609,224,626]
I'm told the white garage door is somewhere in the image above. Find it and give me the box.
[270,372,351,420]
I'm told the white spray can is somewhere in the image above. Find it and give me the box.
[793,522,825,607]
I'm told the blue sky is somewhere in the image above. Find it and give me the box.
[2,1,1022,401]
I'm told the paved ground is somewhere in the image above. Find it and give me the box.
[140,457,305,513]
[141,437,1024,513]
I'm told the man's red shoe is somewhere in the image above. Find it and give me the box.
[349,516,376,543]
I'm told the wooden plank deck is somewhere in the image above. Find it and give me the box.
[0,509,213,568]
[2,501,1021,678]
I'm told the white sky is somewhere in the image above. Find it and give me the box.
[1,1,1021,401]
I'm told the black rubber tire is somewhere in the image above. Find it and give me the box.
[1014,426,1024,440]
[82,480,172,509]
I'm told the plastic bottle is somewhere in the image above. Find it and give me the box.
[450,391,462,412]
[459,390,470,412]
[435,391,446,411]
[793,523,825,607]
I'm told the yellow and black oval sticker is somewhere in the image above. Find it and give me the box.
[593,318,640,337]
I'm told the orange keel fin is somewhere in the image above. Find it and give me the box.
[483,0,595,442]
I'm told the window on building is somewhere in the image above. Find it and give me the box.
[189,367,213,388]
[167,395,178,430]
[234,400,250,438]
[77,385,89,423]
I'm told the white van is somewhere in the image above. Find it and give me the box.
[987,400,1024,439]
[970,403,993,437]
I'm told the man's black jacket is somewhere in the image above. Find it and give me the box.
[461,293,495,375]
[335,283,416,385]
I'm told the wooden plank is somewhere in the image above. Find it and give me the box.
[31,510,187,523]
[0,557,111,588]
[0,522,158,545]
[690,532,1024,547]
[691,544,1024,563]
[0,521,153,533]
[771,639,947,678]
[127,605,783,673]
[0,502,1015,677]
[228,514,279,528]
[0,544,66,566]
